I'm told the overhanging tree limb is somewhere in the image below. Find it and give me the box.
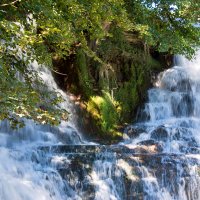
[0,0,20,7]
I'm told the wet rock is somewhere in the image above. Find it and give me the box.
[39,144,106,154]
[58,158,96,199]
[124,126,146,139]
[179,121,190,128]
[151,126,169,142]
[138,139,156,146]
[136,106,151,122]
[38,144,200,200]
[172,127,187,140]
[128,180,143,200]
[186,147,200,154]
[49,125,82,144]
[138,140,163,152]
[187,140,198,148]
[173,128,198,149]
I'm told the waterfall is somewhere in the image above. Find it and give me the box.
[83,51,200,200]
[122,51,200,199]
[0,61,83,200]
[0,51,200,200]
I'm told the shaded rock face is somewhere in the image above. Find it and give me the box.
[58,158,95,200]
[49,125,82,144]
[38,145,200,200]
[52,55,79,93]
[150,126,169,142]
[124,126,146,139]
[136,106,151,122]
[51,33,172,140]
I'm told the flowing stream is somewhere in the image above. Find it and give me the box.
[0,52,200,200]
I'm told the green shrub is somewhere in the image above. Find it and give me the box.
[86,92,121,136]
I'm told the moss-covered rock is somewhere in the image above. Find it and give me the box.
[76,49,94,98]
[52,25,172,143]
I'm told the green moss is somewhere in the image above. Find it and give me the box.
[76,49,93,98]
[116,82,139,121]
[95,27,153,123]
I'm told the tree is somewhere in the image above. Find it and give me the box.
[0,0,131,127]
[0,0,199,127]
[125,0,200,58]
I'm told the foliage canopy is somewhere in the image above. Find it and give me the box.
[0,0,199,126]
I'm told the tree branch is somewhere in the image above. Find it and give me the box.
[51,69,68,76]
[0,0,20,7]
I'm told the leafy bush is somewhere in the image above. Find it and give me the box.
[86,92,121,135]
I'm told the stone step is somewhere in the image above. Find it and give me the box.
[39,144,200,157]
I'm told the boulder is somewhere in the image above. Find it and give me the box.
[151,126,169,141]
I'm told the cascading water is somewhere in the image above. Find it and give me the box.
[1,51,200,200]
[121,51,200,199]
[80,51,200,199]
[0,60,83,200]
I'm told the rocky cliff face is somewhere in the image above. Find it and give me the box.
[52,27,173,142]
